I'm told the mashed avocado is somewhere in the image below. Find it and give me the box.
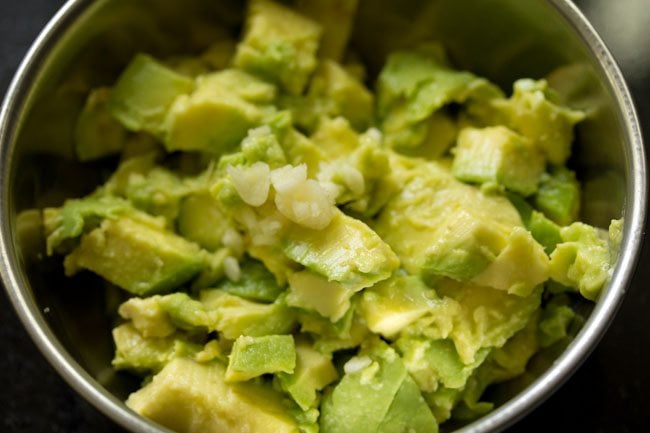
[28,0,623,432]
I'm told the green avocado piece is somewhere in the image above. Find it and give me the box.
[395,338,489,393]
[177,192,232,252]
[107,54,194,136]
[359,274,436,338]
[301,60,374,131]
[200,290,296,340]
[220,259,286,303]
[112,323,201,374]
[234,0,323,95]
[532,166,581,226]
[375,159,548,295]
[165,71,273,154]
[63,217,204,296]
[505,192,562,254]
[44,195,134,255]
[320,338,437,433]
[436,280,542,364]
[283,210,399,290]
[549,222,611,300]
[375,160,516,281]
[377,373,438,433]
[452,126,545,196]
[126,358,300,433]
[493,79,585,165]
[124,166,197,223]
[277,338,338,410]
[377,45,503,150]
[287,269,356,322]
[75,88,127,161]
[225,334,296,382]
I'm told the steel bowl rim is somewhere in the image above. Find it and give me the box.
[0,1,645,432]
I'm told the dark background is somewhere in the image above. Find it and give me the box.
[1,0,648,432]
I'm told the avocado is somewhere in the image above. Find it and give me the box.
[108,54,194,136]
[225,334,296,382]
[118,296,177,338]
[375,160,522,282]
[320,338,437,433]
[219,259,286,302]
[165,71,272,154]
[505,192,563,254]
[548,222,611,300]
[283,210,400,290]
[124,166,196,224]
[127,358,300,433]
[435,280,542,364]
[532,166,581,226]
[112,323,201,374]
[200,290,296,340]
[395,337,489,392]
[452,126,545,196]
[359,274,435,338]
[538,298,576,348]
[280,60,373,132]
[74,87,127,161]
[277,337,338,410]
[177,192,232,252]
[63,217,204,296]
[287,269,356,321]
[377,373,439,433]
[234,0,323,95]
[493,79,585,165]
[377,45,503,150]
[44,195,134,255]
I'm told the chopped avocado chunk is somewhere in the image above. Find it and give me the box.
[177,192,232,252]
[377,44,503,150]
[492,79,585,165]
[532,166,581,226]
[165,70,272,153]
[436,281,542,364]
[277,338,338,410]
[549,222,611,300]
[359,274,436,338]
[320,339,437,433]
[63,217,204,296]
[112,323,200,374]
[375,160,545,290]
[282,60,374,133]
[287,269,356,322]
[452,126,545,196]
[234,0,323,95]
[395,337,489,393]
[44,195,135,255]
[378,373,439,433]
[284,210,399,290]
[220,259,286,302]
[75,88,127,161]
[127,358,300,433]
[200,290,296,339]
[108,54,194,136]
[225,334,296,382]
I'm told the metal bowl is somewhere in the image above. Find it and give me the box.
[0,0,645,432]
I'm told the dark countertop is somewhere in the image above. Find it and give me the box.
[1,1,648,432]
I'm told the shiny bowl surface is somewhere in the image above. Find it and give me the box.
[0,0,645,432]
